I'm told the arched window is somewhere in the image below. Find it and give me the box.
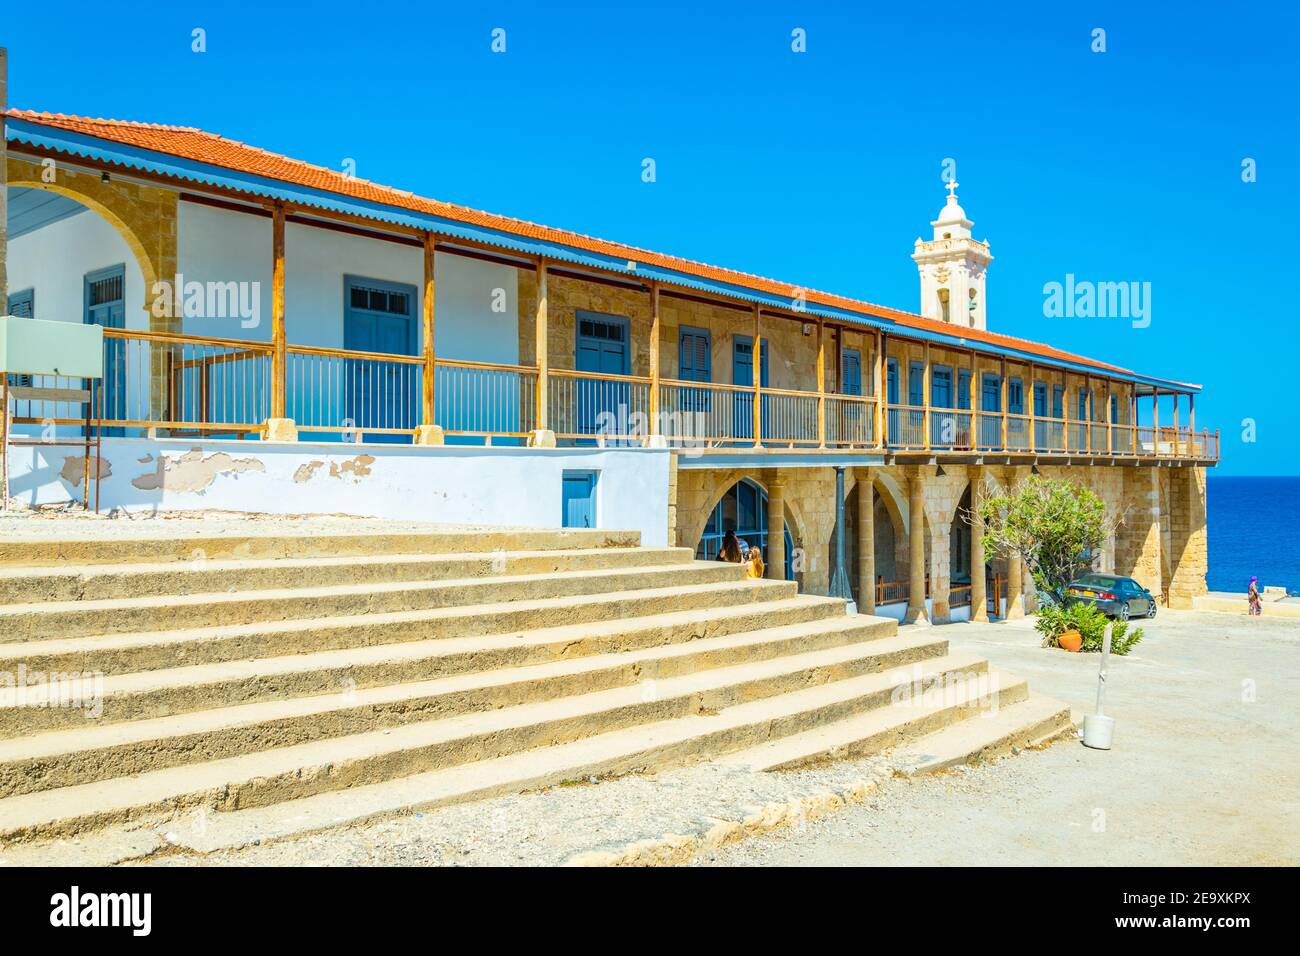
[696,478,793,579]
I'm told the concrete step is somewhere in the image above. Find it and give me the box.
[0,561,747,641]
[0,594,865,735]
[0,527,642,568]
[717,668,1032,772]
[890,692,1075,775]
[0,617,923,796]
[0,650,980,842]
[0,547,696,605]
[0,578,801,676]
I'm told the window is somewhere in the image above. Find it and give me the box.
[350,284,410,316]
[840,349,862,396]
[1008,377,1024,415]
[9,289,34,319]
[1033,382,1048,417]
[957,369,972,410]
[1078,389,1089,421]
[908,361,924,406]
[7,290,34,387]
[981,373,1001,412]
[931,365,953,408]
[1110,394,1119,424]
[886,358,899,405]
[1052,385,1065,419]
[678,327,711,382]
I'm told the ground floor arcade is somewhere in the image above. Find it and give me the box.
[671,460,1209,617]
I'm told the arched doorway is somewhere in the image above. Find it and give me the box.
[695,477,794,580]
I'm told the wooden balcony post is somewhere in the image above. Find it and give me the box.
[1027,360,1036,451]
[648,282,661,437]
[1188,392,1196,449]
[752,304,763,447]
[1152,388,1160,457]
[1132,387,1138,455]
[876,332,888,449]
[1172,391,1180,456]
[263,200,296,441]
[414,233,444,445]
[1105,379,1113,454]
[968,350,978,449]
[999,356,1008,451]
[1084,375,1092,453]
[922,341,931,450]
[532,259,554,445]
[816,317,826,447]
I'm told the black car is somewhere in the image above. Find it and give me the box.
[1064,573,1157,621]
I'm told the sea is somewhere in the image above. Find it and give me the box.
[1207,476,1300,595]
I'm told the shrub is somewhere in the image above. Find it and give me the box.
[1034,601,1143,655]
[978,475,1119,599]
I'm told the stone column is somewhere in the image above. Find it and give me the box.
[765,473,786,580]
[969,467,989,622]
[1006,553,1026,619]
[930,522,952,624]
[856,468,875,613]
[904,469,929,624]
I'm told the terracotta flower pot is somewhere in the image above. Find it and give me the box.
[1058,629,1083,653]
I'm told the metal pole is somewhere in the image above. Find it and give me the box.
[829,465,853,606]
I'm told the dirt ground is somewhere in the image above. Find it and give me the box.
[702,608,1299,866]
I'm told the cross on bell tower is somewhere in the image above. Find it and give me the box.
[911,181,994,330]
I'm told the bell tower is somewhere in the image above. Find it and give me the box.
[911,181,993,330]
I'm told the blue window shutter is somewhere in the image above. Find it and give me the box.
[908,362,924,406]
[1053,385,1064,419]
[841,349,862,396]
[1008,378,1024,415]
[981,374,1001,412]
[931,366,952,408]
[886,359,899,405]
[679,328,711,383]
[957,370,971,410]
[9,289,34,319]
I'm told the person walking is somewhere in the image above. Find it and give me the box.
[1247,576,1262,618]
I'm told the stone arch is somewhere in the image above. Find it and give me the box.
[680,468,809,557]
[8,155,179,330]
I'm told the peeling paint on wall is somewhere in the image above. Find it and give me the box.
[132,448,266,493]
[58,455,113,487]
[329,455,376,482]
[293,460,326,483]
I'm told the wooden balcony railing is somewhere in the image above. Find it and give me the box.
[22,328,1216,462]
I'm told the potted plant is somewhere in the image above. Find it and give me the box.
[1034,603,1144,655]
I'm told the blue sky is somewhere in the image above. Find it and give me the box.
[5,1,1295,473]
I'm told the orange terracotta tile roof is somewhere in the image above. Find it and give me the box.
[5,109,1197,388]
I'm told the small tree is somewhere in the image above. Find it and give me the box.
[976,475,1118,598]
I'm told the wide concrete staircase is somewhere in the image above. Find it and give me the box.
[0,527,1071,852]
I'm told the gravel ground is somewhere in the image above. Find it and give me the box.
[701,609,1299,866]
[132,757,896,867]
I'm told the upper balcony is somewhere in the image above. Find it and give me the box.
[5,312,1218,469]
